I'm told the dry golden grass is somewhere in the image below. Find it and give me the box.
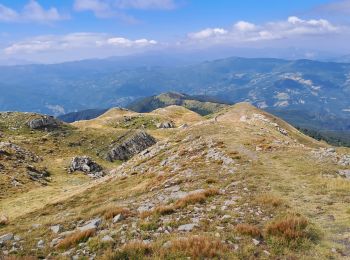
[140,188,219,219]
[256,193,284,207]
[56,229,96,249]
[165,236,229,259]
[3,257,37,260]
[103,207,131,220]
[265,215,309,240]
[175,188,219,208]
[235,224,261,237]
[140,205,176,219]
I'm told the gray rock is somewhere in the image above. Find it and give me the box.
[178,224,196,232]
[50,225,62,234]
[27,116,61,130]
[156,121,175,129]
[112,214,124,223]
[106,131,156,161]
[78,218,102,232]
[69,156,104,178]
[0,233,14,243]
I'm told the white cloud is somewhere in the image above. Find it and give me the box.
[3,33,158,55]
[74,0,177,21]
[234,21,257,32]
[187,16,340,44]
[188,28,228,40]
[0,0,67,23]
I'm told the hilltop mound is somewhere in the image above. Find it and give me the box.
[1,104,350,259]
[127,92,229,116]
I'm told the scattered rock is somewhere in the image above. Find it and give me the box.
[78,218,102,232]
[27,116,61,131]
[106,131,157,161]
[178,223,196,232]
[69,156,104,178]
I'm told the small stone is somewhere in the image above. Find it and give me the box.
[252,239,260,245]
[178,223,196,232]
[263,250,270,256]
[101,235,114,243]
[50,225,62,234]
[37,240,45,248]
[112,214,124,223]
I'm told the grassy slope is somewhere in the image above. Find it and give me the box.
[0,104,349,259]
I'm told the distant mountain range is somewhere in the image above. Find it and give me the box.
[1,56,350,131]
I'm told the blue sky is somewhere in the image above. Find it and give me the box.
[0,0,349,63]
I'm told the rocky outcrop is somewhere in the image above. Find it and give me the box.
[107,131,156,161]
[27,116,61,130]
[69,156,104,178]
[156,121,175,129]
[27,165,50,183]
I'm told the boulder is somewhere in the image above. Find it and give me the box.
[69,156,104,178]
[27,116,61,130]
[106,131,156,161]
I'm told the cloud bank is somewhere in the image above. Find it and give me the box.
[188,16,339,45]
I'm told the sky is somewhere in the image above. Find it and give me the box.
[0,0,350,63]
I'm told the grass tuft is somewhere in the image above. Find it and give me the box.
[265,215,309,240]
[56,229,96,250]
[235,224,261,237]
[175,188,219,209]
[165,236,229,259]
